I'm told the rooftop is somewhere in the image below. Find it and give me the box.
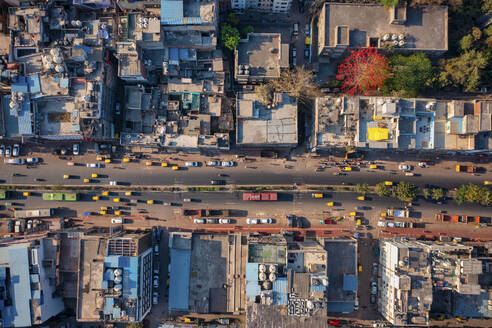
[236,33,287,80]
[237,92,298,147]
[322,3,448,51]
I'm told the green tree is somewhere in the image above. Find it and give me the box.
[383,53,434,97]
[459,34,474,51]
[480,188,492,206]
[471,27,482,40]
[255,84,273,106]
[464,183,482,203]
[228,12,240,26]
[395,182,418,202]
[220,24,241,51]
[375,182,392,197]
[241,25,254,38]
[380,0,399,7]
[439,49,489,92]
[455,184,467,205]
[355,183,370,195]
[422,188,431,199]
[431,188,446,201]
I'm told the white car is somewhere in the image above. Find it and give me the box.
[0,145,4,156]
[398,164,412,171]
[5,158,25,165]
[185,161,199,167]
[260,218,274,224]
[207,161,221,166]
[153,278,159,288]
[206,219,219,224]
[219,219,231,224]
[377,221,386,227]
[111,218,123,224]
[26,157,39,163]
[193,219,206,224]
[163,202,171,206]
[86,163,101,168]
[5,146,11,157]
[371,281,377,295]
[221,161,235,167]
[12,144,19,157]
[153,291,159,304]
[110,181,117,186]
[418,162,428,168]
[246,218,259,224]
[153,295,158,305]
[73,144,80,155]
[183,198,191,202]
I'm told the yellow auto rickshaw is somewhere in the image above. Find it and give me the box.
[83,178,90,183]
[357,196,365,201]
[102,191,109,196]
[147,200,154,205]
[92,196,99,201]
[172,165,179,171]
[344,166,352,171]
[23,192,30,197]
[113,198,120,203]
[326,202,334,207]
[161,162,168,167]
[91,173,98,178]
[123,157,130,163]
[125,191,132,196]
[384,181,393,186]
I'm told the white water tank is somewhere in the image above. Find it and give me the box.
[114,275,122,283]
[269,264,276,273]
[114,268,122,276]
[307,301,314,309]
[55,64,64,73]
[398,40,405,47]
[322,279,328,286]
[262,281,271,289]
[114,284,122,292]
[269,273,277,281]
[259,264,266,272]
[259,272,267,281]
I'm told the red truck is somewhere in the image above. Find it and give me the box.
[243,192,278,201]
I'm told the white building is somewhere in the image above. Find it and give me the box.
[231,0,293,13]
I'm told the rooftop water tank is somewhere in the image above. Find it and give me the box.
[269,264,276,273]
[269,273,277,281]
[259,264,266,272]
[259,272,267,281]
[114,268,122,276]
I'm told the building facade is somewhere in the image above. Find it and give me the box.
[231,0,293,13]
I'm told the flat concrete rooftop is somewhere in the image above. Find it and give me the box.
[237,92,298,147]
[237,33,282,78]
[323,3,448,51]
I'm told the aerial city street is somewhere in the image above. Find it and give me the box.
[0,0,491,327]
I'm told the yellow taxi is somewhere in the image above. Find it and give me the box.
[102,191,109,196]
[357,196,365,201]
[326,202,334,207]
[83,178,90,183]
[172,165,179,171]
[125,191,132,196]
[105,158,111,164]
[63,174,70,179]
[113,198,120,203]
[114,210,121,216]
[147,200,154,205]
[384,181,393,186]
[91,173,98,178]
[312,193,323,198]
[23,192,30,197]
[123,158,130,163]
[344,166,352,171]
[370,164,378,169]
[92,195,99,201]
[161,162,168,167]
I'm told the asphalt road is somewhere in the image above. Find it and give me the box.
[1,154,491,189]
[2,190,491,224]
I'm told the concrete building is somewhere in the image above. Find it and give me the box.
[168,232,247,314]
[312,96,492,152]
[76,231,153,323]
[236,92,298,148]
[315,3,448,61]
[379,240,492,326]
[235,33,289,84]
[231,0,293,13]
[0,237,65,327]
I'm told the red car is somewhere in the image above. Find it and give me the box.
[328,320,340,326]
[320,219,334,224]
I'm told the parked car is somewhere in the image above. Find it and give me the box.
[153,295,158,305]
[292,47,297,58]
[206,219,219,224]
[305,23,310,37]
[207,161,221,166]
[86,163,102,168]
[320,219,333,224]
[370,294,376,304]
[246,218,259,224]
[194,219,206,224]
[219,219,231,224]
[260,218,273,224]
[110,181,118,186]
[286,214,296,227]
[418,162,428,168]
[183,198,191,202]
[26,157,39,163]
[185,161,199,167]
[210,179,225,185]
[115,102,121,115]
[304,48,310,58]
[221,161,235,167]
[0,145,4,157]
[154,245,159,255]
[398,164,412,171]
[5,158,25,165]
[111,218,123,224]
[73,144,80,155]
[163,202,172,206]
[373,262,378,275]
[12,144,19,157]
[371,282,377,295]
[153,278,159,288]
[293,23,299,36]
[5,145,11,157]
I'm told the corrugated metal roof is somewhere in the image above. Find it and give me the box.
[343,275,358,291]
[272,277,287,305]
[0,245,32,327]
[161,0,183,25]
[18,100,33,135]
[326,301,355,313]
[168,248,191,311]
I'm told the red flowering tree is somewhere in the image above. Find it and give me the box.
[336,48,389,95]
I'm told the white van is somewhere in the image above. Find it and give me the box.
[111,218,123,224]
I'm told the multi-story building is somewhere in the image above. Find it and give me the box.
[231,0,293,13]
[312,96,492,152]
[379,240,492,326]
[0,237,65,328]
[76,231,153,323]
